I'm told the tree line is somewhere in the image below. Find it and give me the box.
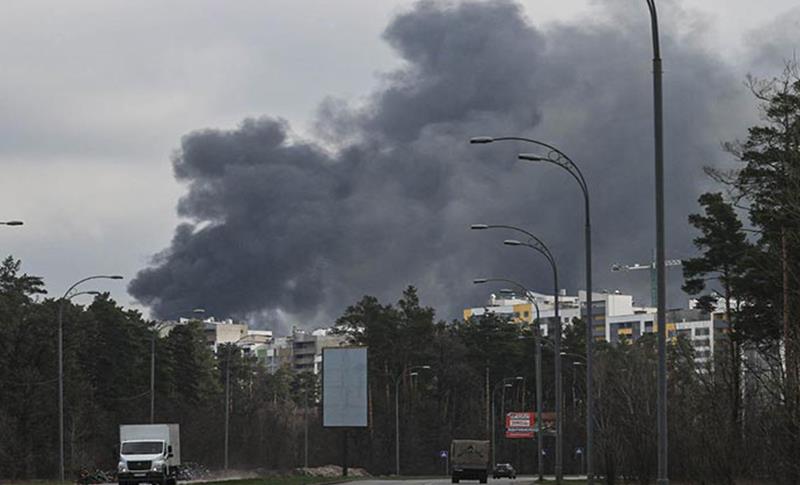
[1,66,799,484]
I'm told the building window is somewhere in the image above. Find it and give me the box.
[524,311,530,318]
[695,328,710,336]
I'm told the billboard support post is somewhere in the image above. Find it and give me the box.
[342,429,349,477]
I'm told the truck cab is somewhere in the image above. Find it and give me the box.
[117,424,180,485]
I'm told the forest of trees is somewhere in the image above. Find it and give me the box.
[1,68,800,484]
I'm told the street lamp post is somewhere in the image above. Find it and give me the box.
[394,365,432,475]
[503,240,562,483]
[476,278,545,480]
[491,377,523,467]
[58,275,123,482]
[471,223,564,481]
[470,135,594,484]
[150,308,205,423]
[644,2,668,484]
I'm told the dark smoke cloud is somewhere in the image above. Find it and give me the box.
[129,0,755,330]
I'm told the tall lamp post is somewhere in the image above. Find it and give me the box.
[643,1,668,484]
[58,274,123,482]
[150,308,205,423]
[394,365,432,475]
[490,377,523,467]
[504,236,565,482]
[474,277,545,480]
[472,224,564,480]
[471,136,593,484]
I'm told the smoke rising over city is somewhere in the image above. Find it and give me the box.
[129,0,757,330]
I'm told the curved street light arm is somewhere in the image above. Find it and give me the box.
[57,274,122,482]
[475,277,529,293]
[472,136,589,196]
[515,242,558,280]
[479,224,556,262]
[646,0,661,59]
[62,275,122,300]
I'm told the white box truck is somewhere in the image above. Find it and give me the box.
[117,424,180,485]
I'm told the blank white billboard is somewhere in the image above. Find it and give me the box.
[322,347,368,427]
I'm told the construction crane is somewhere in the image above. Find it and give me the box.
[611,251,682,306]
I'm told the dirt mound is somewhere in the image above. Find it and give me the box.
[294,465,370,478]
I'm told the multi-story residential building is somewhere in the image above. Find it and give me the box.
[464,290,721,364]
[157,316,274,361]
[261,327,347,374]
[463,290,641,339]
[289,327,347,373]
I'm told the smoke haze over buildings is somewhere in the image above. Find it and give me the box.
[128,0,777,331]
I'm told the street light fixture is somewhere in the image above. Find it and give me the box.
[150,308,206,423]
[518,147,593,484]
[1,220,23,226]
[58,275,123,482]
[470,135,594,484]
[474,225,564,482]
[394,365,433,475]
[473,276,561,481]
[476,278,545,480]
[491,377,523,467]
[469,136,495,144]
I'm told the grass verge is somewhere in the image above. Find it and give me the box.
[201,476,368,485]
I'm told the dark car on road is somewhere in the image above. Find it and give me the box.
[492,463,516,479]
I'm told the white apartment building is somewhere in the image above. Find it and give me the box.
[464,290,721,364]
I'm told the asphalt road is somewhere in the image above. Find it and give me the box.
[345,478,536,485]
[342,477,587,485]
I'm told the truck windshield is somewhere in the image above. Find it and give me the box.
[121,441,163,454]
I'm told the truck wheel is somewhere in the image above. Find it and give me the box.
[452,475,459,483]
[480,472,488,484]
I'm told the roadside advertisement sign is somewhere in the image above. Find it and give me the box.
[322,347,368,427]
[505,412,536,438]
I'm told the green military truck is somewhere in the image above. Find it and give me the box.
[450,439,490,483]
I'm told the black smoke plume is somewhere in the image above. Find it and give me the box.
[129,0,752,329]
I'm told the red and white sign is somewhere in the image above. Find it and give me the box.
[505,412,536,438]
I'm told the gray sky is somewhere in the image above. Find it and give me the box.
[1,0,798,323]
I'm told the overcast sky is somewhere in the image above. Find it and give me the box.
[1,0,798,327]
